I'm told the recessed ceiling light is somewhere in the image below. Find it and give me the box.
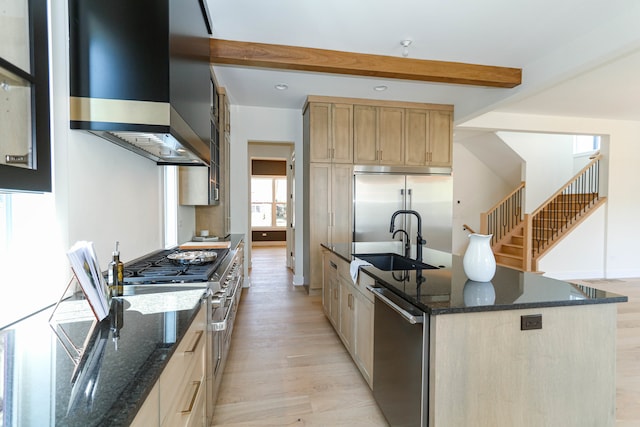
[275,84,288,90]
[374,85,388,91]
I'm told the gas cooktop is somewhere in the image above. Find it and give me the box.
[122,248,229,284]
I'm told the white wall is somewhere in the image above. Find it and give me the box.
[460,112,640,278]
[229,105,304,283]
[537,205,606,279]
[452,143,512,255]
[497,132,575,212]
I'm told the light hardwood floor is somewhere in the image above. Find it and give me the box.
[211,246,388,426]
[211,246,640,426]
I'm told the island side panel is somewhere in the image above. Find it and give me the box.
[428,304,617,427]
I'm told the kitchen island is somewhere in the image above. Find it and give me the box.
[322,242,627,427]
[0,234,244,427]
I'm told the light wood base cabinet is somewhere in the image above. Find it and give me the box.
[130,383,160,427]
[322,251,374,388]
[429,304,617,427]
[131,303,207,427]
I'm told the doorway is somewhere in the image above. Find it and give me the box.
[248,141,294,273]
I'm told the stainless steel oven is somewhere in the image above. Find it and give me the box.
[206,244,244,424]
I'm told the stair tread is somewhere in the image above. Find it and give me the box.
[495,252,523,260]
[502,242,523,248]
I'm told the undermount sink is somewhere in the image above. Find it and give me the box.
[352,253,439,271]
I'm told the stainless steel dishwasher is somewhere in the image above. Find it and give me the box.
[368,283,429,427]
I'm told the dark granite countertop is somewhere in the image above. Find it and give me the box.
[323,242,627,315]
[0,234,244,427]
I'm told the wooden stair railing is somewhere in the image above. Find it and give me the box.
[526,154,604,270]
[480,154,604,272]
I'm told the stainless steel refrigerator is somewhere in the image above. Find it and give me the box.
[353,166,453,253]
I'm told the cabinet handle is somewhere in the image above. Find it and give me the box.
[330,261,338,269]
[184,330,203,354]
[180,380,201,414]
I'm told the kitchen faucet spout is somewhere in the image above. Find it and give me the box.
[390,210,426,262]
[392,229,411,258]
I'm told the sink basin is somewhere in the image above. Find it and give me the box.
[352,253,439,271]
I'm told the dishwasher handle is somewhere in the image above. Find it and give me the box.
[366,286,424,324]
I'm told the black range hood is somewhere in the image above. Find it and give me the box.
[68,0,212,165]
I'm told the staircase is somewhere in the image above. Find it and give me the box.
[481,155,605,272]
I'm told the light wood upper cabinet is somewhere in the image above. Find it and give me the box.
[308,103,353,163]
[405,109,453,167]
[378,107,405,165]
[353,105,377,164]
[332,103,354,163]
[405,109,430,166]
[429,110,453,167]
[309,103,331,162]
[354,106,405,165]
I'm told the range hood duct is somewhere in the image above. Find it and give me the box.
[68,0,213,166]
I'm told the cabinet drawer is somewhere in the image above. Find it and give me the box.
[332,253,351,282]
[356,273,375,303]
[160,305,206,425]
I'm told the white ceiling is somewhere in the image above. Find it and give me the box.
[204,0,640,124]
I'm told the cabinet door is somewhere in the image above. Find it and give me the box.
[331,164,353,244]
[309,103,332,162]
[330,274,340,327]
[322,250,335,317]
[354,290,374,388]
[378,107,404,165]
[179,167,209,205]
[332,103,354,164]
[353,105,378,164]
[309,163,331,290]
[338,279,354,352]
[404,109,429,166]
[429,110,453,167]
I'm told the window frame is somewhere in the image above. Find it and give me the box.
[251,176,287,229]
[0,0,52,193]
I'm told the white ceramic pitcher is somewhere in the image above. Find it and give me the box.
[462,233,496,282]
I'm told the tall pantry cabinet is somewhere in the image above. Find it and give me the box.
[304,102,353,291]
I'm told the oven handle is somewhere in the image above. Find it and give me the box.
[211,283,239,332]
[366,286,424,324]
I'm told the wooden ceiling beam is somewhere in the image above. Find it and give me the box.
[210,38,521,88]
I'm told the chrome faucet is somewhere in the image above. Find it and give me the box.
[390,210,426,262]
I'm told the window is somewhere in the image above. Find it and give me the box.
[0,0,52,192]
[0,192,60,328]
[573,135,600,155]
[251,177,287,228]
